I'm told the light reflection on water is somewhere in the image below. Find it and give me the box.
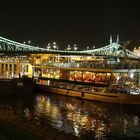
[33,93,140,140]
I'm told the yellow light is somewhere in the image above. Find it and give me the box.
[28,64,32,78]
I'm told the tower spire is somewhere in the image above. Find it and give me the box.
[117,34,119,43]
[110,35,112,44]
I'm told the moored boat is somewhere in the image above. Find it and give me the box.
[34,38,140,105]
[0,77,35,94]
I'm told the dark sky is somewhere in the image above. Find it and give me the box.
[0,0,140,50]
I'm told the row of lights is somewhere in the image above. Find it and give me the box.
[47,42,78,51]
[47,42,58,50]
[23,40,96,51]
[46,43,96,51]
[23,40,31,45]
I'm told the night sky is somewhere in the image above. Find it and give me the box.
[0,0,140,50]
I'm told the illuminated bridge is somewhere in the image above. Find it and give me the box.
[0,36,139,59]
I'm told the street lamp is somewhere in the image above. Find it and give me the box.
[53,42,57,50]
[28,40,31,45]
[47,43,51,49]
[73,44,78,51]
[67,44,71,51]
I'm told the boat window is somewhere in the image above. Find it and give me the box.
[117,73,127,85]
[105,73,111,84]
[128,72,139,84]
[42,68,54,78]
[52,81,59,86]
[59,82,67,88]
[69,71,76,81]
[83,71,95,83]
[94,73,106,84]
[34,68,41,76]
[110,72,137,86]
[74,71,83,82]
[53,69,60,79]
[69,71,83,81]
[43,69,61,79]
[83,86,92,92]
[60,70,67,80]
[92,87,103,92]
[73,85,83,91]
[39,79,51,86]
[110,73,119,85]
[67,84,74,89]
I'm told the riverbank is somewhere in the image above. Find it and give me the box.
[0,105,79,140]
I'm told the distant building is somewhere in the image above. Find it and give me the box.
[133,47,140,56]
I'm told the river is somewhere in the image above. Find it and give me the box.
[0,92,140,140]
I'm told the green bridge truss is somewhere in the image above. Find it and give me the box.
[0,36,139,59]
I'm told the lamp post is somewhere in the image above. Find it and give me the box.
[73,44,78,51]
[67,44,71,51]
[87,46,89,50]
[28,40,31,45]
[53,42,57,50]
[47,43,51,50]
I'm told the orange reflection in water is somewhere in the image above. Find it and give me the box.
[34,95,140,139]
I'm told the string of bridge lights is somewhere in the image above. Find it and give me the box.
[45,42,96,51]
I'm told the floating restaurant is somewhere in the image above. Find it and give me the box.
[32,36,140,105]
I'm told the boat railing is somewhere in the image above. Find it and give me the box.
[39,62,140,69]
[38,79,140,95]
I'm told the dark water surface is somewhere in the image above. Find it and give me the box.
[0,93,140,140]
